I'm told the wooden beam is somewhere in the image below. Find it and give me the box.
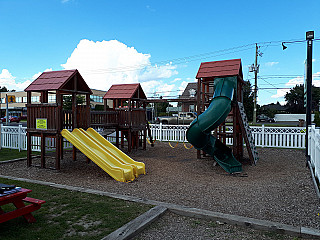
[40,133,45,168]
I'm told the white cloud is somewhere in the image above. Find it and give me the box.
[157,83,175,98]
[271,89,288,99]
[61,39,178,92]
[265,62,279,67]
[270,72,320,102]
[285,76,304,86]
[172,78,182,83]
[0,69,32,91]
[32,68,53,80]
[140,80,161,97]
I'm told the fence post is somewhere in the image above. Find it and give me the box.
[18,124,22,152]
[159,123,162,141]
[315,127,320,179]
[0,123,2,150]
[262,124,265,147]
[308,125,313,157]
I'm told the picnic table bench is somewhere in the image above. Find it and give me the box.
[0,188,45,223]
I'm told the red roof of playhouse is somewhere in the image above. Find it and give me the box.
[196,59,242,79]
[103,83,146,99]
[25,69,92,94]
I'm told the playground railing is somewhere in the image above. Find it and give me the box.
[90,110,119,128]
[308,125,320,181]
[148,124,306,149]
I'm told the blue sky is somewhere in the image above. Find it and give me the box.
[0,0,319,105]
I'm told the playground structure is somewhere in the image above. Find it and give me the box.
[25,70,147,182]
[100,83,148,152]
[187,59,258,173]
[25,70,92,170]
[24,59,257,179]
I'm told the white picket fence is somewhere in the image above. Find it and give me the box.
[308,125,320,181]
[0,124,72,152]
[0,125,118,152]
[149,124,306,149]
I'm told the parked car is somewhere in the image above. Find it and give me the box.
[256,114,275,123]
[1,116,21,123]
[156,112,197,125]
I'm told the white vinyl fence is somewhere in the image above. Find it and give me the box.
[0,124,72,152]
[149,124,306,149]
[308,125,320,181]
[0,125,117,152]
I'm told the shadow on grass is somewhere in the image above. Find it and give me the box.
[0,178,152,240]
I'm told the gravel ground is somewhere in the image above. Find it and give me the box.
[1,142,320,234]
[135,211,295,240]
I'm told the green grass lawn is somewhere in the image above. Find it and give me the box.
[0,148,28,161]
[0,178,152,240]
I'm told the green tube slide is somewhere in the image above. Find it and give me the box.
[186,76,242,173]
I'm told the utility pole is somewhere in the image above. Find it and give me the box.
[252,43,259,124]
[306,31,314,161]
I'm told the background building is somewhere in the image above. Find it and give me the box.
[0,89,108,117]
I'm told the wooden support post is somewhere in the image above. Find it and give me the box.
[116,128,119,148]
[143,129,146,150]
[232,104,238,159]
[56,134,61,170]
[60,137,63,159]
[196,78,202,159]
[40,133,45,168]
[128,130,132,152]
[86,94,90,129]
[72,93,77,129]
[41,91,48,103]
[73,146,76,161]
[121,131,124,148]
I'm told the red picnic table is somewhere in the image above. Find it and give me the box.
[0,188,45,224]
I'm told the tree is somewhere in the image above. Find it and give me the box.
[285,84,320,114]
[63,95,85,110]
[243,81,254,121]
[0,86,8,92]
[314,111,320,127]
[154,101,172,116]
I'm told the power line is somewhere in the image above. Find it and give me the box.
[81,45,257,75]
[79,37,315,75]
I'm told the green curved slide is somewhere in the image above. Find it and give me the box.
[186,76,242,173]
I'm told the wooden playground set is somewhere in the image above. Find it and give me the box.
[24,59,257,178]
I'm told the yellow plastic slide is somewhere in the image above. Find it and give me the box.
[61,128,145,182]
[83,128,146,176]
